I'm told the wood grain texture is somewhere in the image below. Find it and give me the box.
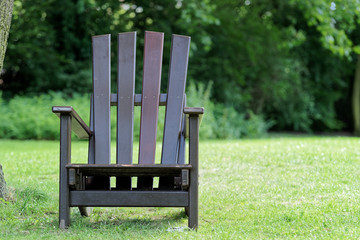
[138,31,164,190]
[138,31,164,164]
[159,35,190,190]
[161,34,190,165]
[117,32,136,164]
[116,32,136,190]
[92,34,111,165]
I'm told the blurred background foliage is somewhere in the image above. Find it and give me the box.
[1,0,360,139]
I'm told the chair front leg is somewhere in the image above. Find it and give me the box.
[188,115,199,230]
[59,114,72,229]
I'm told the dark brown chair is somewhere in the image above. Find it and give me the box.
[52,31,203,229]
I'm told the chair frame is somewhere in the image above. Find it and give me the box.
[52,31,204,230]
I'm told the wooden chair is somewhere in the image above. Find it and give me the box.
[52,31,204,229]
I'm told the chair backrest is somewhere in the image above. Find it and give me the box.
[88,31,191,167]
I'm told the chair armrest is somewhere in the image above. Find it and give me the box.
[184,107,204,115]
[184,107,204,124]
[183,107,204,138]
[52,106,92,139]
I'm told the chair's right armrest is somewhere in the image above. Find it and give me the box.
[184,107,204,123]
[52,106,92,139]
[183,107,204,138]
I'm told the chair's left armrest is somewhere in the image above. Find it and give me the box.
[52,106,92,139]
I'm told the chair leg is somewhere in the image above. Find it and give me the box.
[188,191,198,229]
[79,207,92,217]
[59,115,72,229]
[185,207,189,216]
[188,116,199,229]
[59,162,70,228]
[59,185,70,229]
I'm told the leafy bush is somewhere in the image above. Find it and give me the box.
[0,84,270,140]
[0,92,90,140]
[186,82,271,139]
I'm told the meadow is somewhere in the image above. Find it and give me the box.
[1,137,360,239]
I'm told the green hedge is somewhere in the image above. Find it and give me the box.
[0,84,270,140]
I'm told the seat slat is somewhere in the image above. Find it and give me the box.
[138,31,164,190]
[66,164,192,176]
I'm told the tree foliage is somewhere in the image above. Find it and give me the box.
[2,0,360,134]
[193,0,357,132]
[0,0,13,72]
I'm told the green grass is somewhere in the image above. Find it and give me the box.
[1,137,360,239]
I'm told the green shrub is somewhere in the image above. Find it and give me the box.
[186,82,272,139]
[0,85,271,140]
[0,92,90,140]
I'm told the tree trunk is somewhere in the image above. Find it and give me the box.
[0,165,6,199]
[0,0,14,72]
[0,0,13,199]
[353,55,360,136]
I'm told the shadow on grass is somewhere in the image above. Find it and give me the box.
[50,208,188,230]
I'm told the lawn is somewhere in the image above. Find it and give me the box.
[1,137,360,239]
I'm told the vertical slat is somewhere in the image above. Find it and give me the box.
[86,95,98,190]
[177,117,186,164]
[92,34,111,190]
[88,95,94,164]
[116,32,136,164]
[92,34,111,164]
[173,99,187,189]
[59,115,71,229]
[159,35,190,190]
[188,116,199,229]
[83,95,94,213]
[138,31,164,190]
[116,32,136,190]
[161,34,190,164]
[177,97,187,165]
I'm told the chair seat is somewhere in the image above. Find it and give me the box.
[66,164,192,177]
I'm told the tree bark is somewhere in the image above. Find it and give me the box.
[0,0,13,199]
[0,0,14,72]
[0,165,6,199]
[353,55,360,136]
